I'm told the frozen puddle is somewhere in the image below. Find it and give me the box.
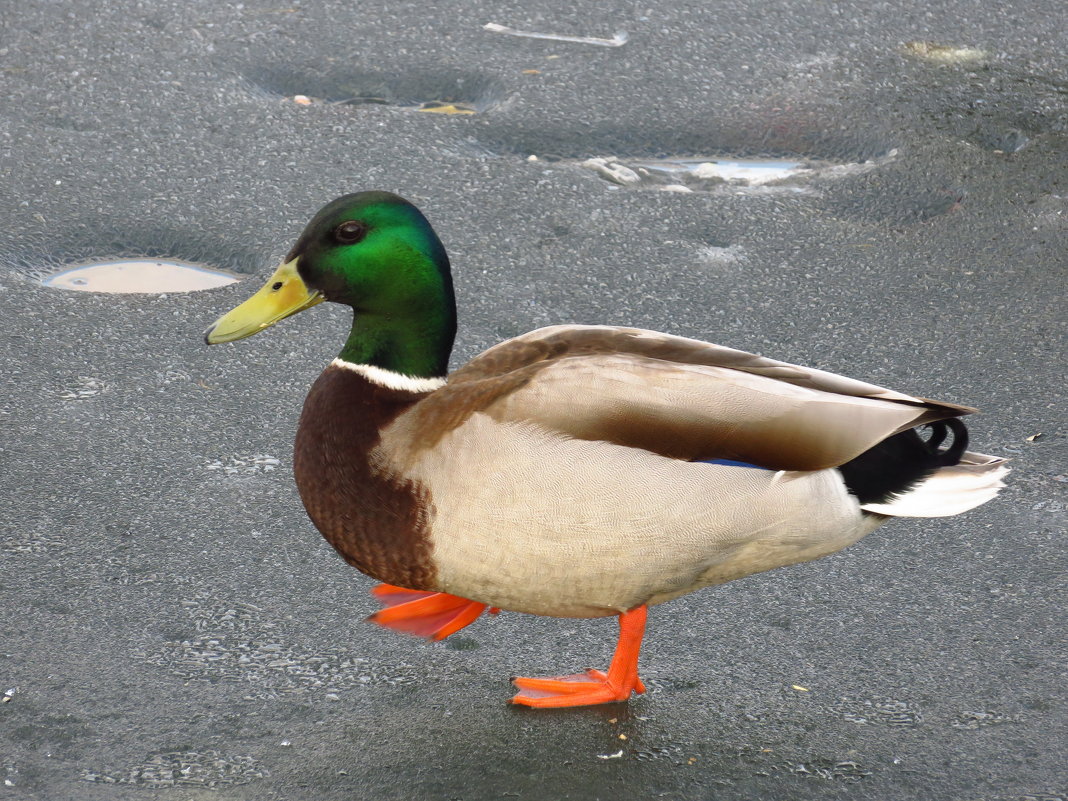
[636,158,809,185]
[580,157,811,192]
[576,155,888,193]
[43,259,239,293]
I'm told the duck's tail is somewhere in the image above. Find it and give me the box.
[860,450,1009,517]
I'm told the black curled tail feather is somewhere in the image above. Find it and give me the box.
[933,418,968,466]
[837,418,969,505]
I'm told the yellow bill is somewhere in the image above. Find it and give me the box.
[204,258,324,344]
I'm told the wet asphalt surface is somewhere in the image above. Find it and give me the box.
[1,0,1066,799]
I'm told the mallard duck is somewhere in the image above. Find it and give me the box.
[205,191,1008,708]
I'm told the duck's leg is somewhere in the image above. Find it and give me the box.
[367,583,498,641]
[511,605,648,708]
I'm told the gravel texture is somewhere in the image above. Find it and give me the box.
[1,1,1065,799]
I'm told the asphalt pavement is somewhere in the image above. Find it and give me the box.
[1,0,1066,799]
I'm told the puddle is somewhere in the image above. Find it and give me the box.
[1,221,264,289]
[245,65,504,114]
[632,158,810,185]
[478,114,896,165]
[42,259,239,293]
[573,155,884,193]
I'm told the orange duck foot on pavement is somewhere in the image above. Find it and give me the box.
[511,605,648,708]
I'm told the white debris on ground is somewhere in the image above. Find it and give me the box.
[58,376,107,400]
[901,41,987,63]
[697,244,748,265]
[203,455,281,475]
[483,22,628,48]
[579,157,642,186]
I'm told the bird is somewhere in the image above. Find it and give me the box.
[205,191,1008,708]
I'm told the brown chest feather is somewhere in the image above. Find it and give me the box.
[292,366,437,590]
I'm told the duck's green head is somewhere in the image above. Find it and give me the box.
[205,191,456,378]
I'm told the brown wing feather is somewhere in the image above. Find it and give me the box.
[400,325,974,470]
[455,326,972,410]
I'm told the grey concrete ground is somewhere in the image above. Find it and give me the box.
[1,0,1066,799]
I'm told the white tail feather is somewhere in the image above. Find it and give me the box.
[861,451,1010,518]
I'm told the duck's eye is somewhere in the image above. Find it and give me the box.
[334,221,368,244]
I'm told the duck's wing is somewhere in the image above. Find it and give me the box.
[416,325,974,471]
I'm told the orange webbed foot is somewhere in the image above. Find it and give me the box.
[367,583,494,641]
[512,669,647,708]
[511,605,648,709]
